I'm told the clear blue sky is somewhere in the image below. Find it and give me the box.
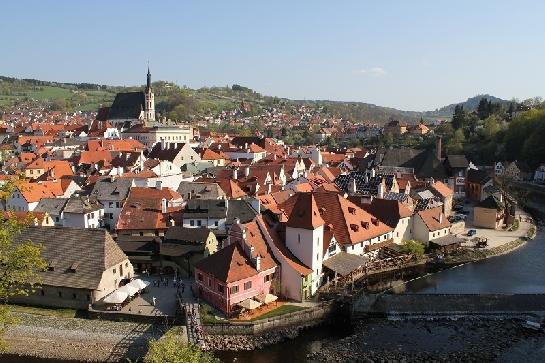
[1,0,544,111]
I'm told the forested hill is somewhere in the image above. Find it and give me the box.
[425,94,511,118]
[0,75,510,124]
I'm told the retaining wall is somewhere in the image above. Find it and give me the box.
[203,302,333,335]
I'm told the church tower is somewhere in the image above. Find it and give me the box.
[144,67,155,122]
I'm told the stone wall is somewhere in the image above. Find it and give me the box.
[203,302,333,335]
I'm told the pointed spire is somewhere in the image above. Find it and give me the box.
[146,64,152,91]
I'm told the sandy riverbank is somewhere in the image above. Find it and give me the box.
[2,312,165,362]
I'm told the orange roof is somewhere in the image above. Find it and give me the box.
[281,191,393,245]
[284,193,325,230]
[116,187,182,230]
[196,219,278,283]
[78,150,112,165]
[87,139,146,152]
[431,181,453,198]
[201,148,224,160]
[257,215,312,275]
[417,207,450,231]
[16,183,56,203]
[249,143,266,153]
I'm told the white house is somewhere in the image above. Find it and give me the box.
[413,207,451,245]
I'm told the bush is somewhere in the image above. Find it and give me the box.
[527,226,536,238]
[144,329,219,363]
[511,219,520,231]
[400,240,425,256]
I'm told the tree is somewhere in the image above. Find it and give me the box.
[144,330,219,363]
[451,105,465,130]
[0,179,48,350]
[400,240,425,256]
[446,128,465,154]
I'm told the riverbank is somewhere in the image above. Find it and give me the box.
[204,327,300,351]
[307,319,545,362]
[2,312,165,362]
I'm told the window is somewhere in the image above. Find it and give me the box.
[328,243,336,255]
[214,221,219,227]
[298,234,301,244]
[40,289,45,296]
[218,285,224,293]
[113,268,116,274]
[73,293,77,299]
[198,273,203,281]
[58,291,62,298]
[87,294,91,301]
[244,281,252,290]
[139,232,144,236]
[190,220,195,227]
[197,220,202,227]
[109,202,114,208]
[230,285,239,294]
[316,253,319,261]
[208,278,212,287]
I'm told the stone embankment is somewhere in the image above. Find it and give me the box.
[443,237,527,265]
[203,327,300,351]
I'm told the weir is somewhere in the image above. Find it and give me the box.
[352,293,545,319]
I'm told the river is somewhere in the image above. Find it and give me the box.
[402,231,545,294]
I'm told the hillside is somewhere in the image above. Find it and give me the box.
[0,75,509,124]
[423,94,511,118]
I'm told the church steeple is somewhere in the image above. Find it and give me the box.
[146,66,152,92]
[144,66,155,123]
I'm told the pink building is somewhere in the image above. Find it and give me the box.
[194,219,278,316]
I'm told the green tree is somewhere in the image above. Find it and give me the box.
[145,331,219,363]
[0,216,47,349]
[451,104,466,130]
[400,240,425,256]
[446,128,465,154]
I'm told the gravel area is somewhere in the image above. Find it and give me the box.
[4,312,167,362]
[307,319,545,362]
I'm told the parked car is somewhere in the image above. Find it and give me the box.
[467,229,477,237]
[449,215,464,223]
[454,213,467,220]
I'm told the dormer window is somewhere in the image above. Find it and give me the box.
[348,207,356,215]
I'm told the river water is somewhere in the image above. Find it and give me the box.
[402,231,545,294]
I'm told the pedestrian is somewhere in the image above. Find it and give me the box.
[173,277,177,287]
[181,283,185,293]
[152,296,156,306]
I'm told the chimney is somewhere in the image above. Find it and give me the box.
[255,255,261,271]
[267,183,272,194]
[436,137,442,160]
[161,198,167,213]
[156,180,162,190]
[244,166,250,177]
[232,168,238,180]
[349,177,357,194]
[377,181,385,199]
